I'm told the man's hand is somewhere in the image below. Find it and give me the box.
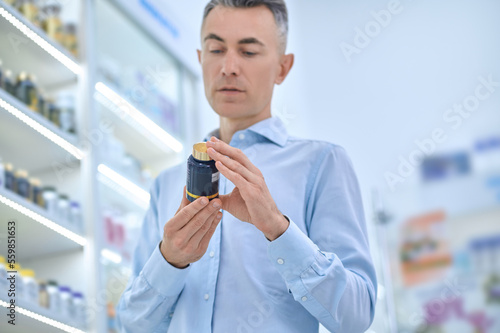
[160,186,222,268]
[206,136,289,241]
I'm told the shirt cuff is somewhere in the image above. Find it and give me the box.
[267,218,320,281]
[140,242,191,297]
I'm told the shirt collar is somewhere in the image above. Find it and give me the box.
[203,117,288,147]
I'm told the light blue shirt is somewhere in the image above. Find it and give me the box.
[116,117,377,333]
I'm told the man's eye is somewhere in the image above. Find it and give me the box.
[210,50,222,54]
[244,51,256,56]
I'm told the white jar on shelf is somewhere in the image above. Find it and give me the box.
[59,286,73,319]
[20,269,38,306]
[72,291,86,327]
[47,280,61,313]
[69,201,83,233]
[56,194,70,222]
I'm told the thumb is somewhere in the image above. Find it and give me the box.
[175,186,191,215]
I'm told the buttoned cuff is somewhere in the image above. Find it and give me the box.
[267,218,320,281]
[140,242,191,297]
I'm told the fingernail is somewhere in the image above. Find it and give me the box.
[217,212,223,220]
[206,141,213,146]
[212,201,220,209]
[200,198,208,205]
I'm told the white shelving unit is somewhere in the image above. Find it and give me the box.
[1,0,199,332]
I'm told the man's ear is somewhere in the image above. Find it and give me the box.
[197,49,202,64]
[275,53,294,85]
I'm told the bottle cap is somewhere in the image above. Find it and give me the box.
[47,280,58,286]
[59,286,71,292]
[5,163,13,171]
[29,178,41,186]
[192,142,211,161]
[72,292,83,298]
[20,269,35,278]
[42,186,56,192]
[18,71,28,81]
[15,169,28,178]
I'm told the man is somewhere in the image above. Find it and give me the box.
[116,1,377,332]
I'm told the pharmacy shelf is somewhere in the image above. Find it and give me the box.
[0,297,86,333]
[0,187,85,261]
[97,163,150,209]
[0,2,80,87]
[0,88,83,173]
[94,81,182,167]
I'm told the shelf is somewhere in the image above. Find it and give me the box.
[0,88,83,173]
[97,163,150,209]
[0,2,81,83]
[95,81,183,163]
[0,297,86,333]
[0,187,85,262]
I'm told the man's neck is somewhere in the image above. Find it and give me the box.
[218,112,271,143]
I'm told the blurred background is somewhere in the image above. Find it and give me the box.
[0,0,498,332]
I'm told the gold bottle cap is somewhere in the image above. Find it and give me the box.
[15,169,28,178]
[18,71,28,81]
[5,163,13,171]
[29,178,41,186]
[192,142,211,161]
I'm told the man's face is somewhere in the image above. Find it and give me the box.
[198,5,288,120]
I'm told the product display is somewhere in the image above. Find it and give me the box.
[186,142,220,202]
[0,62,77,134]
[4,163,15,191]
[29,177,42,205]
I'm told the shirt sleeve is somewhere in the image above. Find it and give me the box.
[267,144,377,333]
[116,176,191,333]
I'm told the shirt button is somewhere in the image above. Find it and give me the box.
[277,258,284,265]
[238,133,245,140]
[169,312,174,317]
[301,296,308,302]
[204,293,210,300]
[209,251,215,258]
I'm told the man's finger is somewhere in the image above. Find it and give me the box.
[175,186,191,215]
[197,212,222,252]
[187,209,221,246]
[206,137,261,174]
[170,194,210,231]
[207,147,260,183]
[179,198,222,240]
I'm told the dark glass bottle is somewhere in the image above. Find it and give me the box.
[186,142,220,202]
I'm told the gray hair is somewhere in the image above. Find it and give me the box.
[202,0,289,54]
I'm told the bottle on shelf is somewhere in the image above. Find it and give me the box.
[57,92,76,134]
[3,70,16,96]
[39,280,49,308]
[0,59,3,89]
[20,268,39,305]
[69,201,83,233]
[15,72,38,112]
[72,291,86,326]
[14,169,30,199]
[59,286,73,319]
[41,3,64,44]
[57,194,70,222]
[0,256,8,293]
[0,156,5,189]
[63,23,78,57]
[41,186,58,216]
[17,0,40,26]
[29,177,42,205]
[47,280,61,312]
[5,163,15,191]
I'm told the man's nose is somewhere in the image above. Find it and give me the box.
[221,50,240,76]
